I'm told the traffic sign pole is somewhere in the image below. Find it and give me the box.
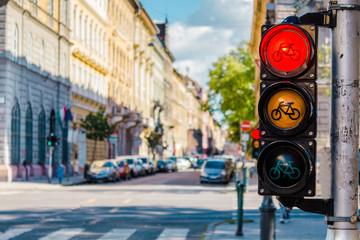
[327,1,360,238]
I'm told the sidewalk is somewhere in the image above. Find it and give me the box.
[0,174,85,191]
[204,175,329,240]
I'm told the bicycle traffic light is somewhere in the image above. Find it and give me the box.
[257,22,318,197]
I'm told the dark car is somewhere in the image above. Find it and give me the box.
[200,159,233,184]
[136,160,146,176]
[86,160,120,183]
[194,158,205,169]
[156,160,168,172]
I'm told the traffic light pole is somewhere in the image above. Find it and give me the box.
[48,146,53,183]
[328,1,360,239]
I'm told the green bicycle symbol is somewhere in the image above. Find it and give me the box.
[269,160,300,180]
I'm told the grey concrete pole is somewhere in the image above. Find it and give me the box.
[327,1,360,239]
[260,196,275,240]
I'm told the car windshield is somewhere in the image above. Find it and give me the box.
[205,161,224,169]
[90,161,106,169]
[157,161,164,165]
[166,160,173,164]
[140,158,147,163]
[126,159,134,164]
[117,161,124,167]
[137,162,142,166]
[197,159,204,164]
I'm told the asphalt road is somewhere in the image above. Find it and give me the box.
[0,170,236,240]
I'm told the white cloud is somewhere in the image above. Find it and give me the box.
[169,0,254,86]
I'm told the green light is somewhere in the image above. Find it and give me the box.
[47,141,52,146]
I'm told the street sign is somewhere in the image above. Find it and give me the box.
[241,133,249,141]
[241,120,251,132]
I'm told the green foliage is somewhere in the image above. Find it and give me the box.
[145,131,162,149]
[208,42,255,143]
[318,44,331,80]
[80,106,115,161]
[294,0,308,14]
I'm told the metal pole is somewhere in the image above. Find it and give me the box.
[48,147,53,183]
[260,196,275,240]
[236,182,245,236]
[328,1,360,239]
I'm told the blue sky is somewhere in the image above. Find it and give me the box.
[139,0,254,87]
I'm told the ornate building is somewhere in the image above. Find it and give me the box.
[70,0,109,170]
[0,0,71,181]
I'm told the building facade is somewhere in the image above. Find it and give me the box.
[70,0,109,170]
[0,0,71,181]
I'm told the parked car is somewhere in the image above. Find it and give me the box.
[122,158,138,177]
[194,158,205,169]
[136,160,146,176]
[149,161,155,174]
[115,159,131,180]
[86,160,120,183]
[176,157,191,170]
[138,156,153,175]
[156,160,168,172]
[166,160,178,172]
[200,159,234,184]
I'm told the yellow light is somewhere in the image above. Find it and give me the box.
[266,90,305,129]
[253,140,259,148]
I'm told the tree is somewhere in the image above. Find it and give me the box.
[80,107,115,163]
[145,131,163,160]
[208,42,255,143]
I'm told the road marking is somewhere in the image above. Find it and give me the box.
[39,228,84,240]
[109,207,119,213]
[98,229,136,240]
[123,198,132,204]
[0,191,21,195]
[0,228,32,240]
[86,198,96,204]
[157,229,189,240]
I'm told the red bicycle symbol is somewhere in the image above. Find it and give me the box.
[272,43,301,62]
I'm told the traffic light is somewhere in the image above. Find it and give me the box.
[47,133,58,147]
[251,129,260,159]
[257,23,317,197]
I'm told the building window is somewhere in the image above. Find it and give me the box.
[48,0,53,16]
[79,13,82,41]
[63,53,66,78]
[25,103,33,164]
[94,25,97,52]
[89,21,92,48]
[49,110,56,163]
[27,33,32,68]
[40,41,45,71]
[11,99,20,164]
[72,63,76,83]
[73,6,77,35]
[13,24,19,62]
[51,48,56,75]
[38,107,46,164]
[62,118,68,165]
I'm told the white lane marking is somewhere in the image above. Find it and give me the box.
[157,229,189,240]
[98,229,136,240]
[0,228,32,240]
[0,191,21,195]
[39,228,84,240]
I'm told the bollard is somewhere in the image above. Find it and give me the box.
[242,167,248,190]
[259,196,276,240]
[236,182,246,236]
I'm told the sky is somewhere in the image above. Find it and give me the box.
[139,0,254,87]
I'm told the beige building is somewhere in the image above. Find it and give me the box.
[107,0,140,157]
[133,7,158,156]
[69,0,109,169]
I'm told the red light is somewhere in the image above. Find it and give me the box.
[260,24,314,78]
[251,128,260,140]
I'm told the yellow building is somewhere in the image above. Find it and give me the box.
[133,7,158,156]
[107,0,140,157]
[69,0,109,169]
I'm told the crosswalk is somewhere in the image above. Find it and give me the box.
[0,228,190,240]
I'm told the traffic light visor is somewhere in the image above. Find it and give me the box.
[260,24,314,78]
[266,89,305,129]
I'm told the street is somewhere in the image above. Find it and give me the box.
[0,170,235,240]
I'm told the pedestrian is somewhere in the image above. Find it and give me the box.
[57,164,64,185]
[124,162,131,180]
[279,203,291,224]
[84,163,89,179]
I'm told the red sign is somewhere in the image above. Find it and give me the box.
[241,120,251,132]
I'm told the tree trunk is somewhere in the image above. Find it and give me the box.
[92,139,97,163]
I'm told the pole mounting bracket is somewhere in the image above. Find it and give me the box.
[325,215,359,225]
[277,197,334,216]
[328,4,360,10]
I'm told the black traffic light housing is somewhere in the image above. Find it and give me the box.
[257,21,318,198]
[47,133,59,147]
